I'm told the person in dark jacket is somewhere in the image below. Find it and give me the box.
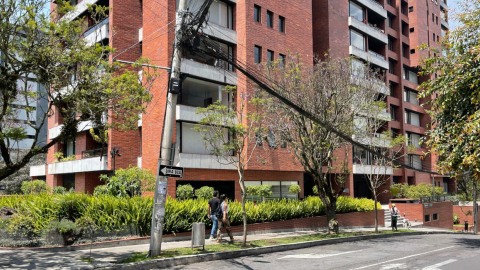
[207,190,220,240]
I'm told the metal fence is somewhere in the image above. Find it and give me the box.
[419,195,451,203]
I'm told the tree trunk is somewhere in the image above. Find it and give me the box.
[474,180,477,234]
[238,168,248,247]
[326,197,338,234]
[374,196,378,233]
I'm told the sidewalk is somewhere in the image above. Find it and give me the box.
[0,226,453,270]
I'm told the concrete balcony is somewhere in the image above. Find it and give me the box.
[440,0,448,10]
[352,164,393,175]
[64,0,100,21]
[349,46,389,70]
[137,157,142,168]
[139,28,143,42]
[30,165,46,177]
[181,59,237,85]
[84,18,109,45]
[176,105,203,123]
[351,76,390,95]
[203,23,237,44]
[48,156,108,175]
[349,17,388,44]
[352,133,391,147]
[355,0,387,18]
[49,120,95,140]
[441,19,449,29]
[176,153,236,170]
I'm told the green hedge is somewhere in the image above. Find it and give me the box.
[0,193,380,238]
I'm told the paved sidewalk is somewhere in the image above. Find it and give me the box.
[0,226,454,270]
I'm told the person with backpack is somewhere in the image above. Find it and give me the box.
[217,194,235,243]
[207,190,220,240]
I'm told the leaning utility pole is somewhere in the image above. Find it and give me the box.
[148,0,188,257]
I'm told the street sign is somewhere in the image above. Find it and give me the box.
[159,165,184,178]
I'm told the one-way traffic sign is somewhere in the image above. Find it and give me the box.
[159,165,184,178]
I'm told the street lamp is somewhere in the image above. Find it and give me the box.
[110,146,121,175]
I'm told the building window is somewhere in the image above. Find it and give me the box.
[244,181,300,200]
[410,49,416,54]
[433,213,439,220]
[432,13,435,22]
[350,30,365,51]
[390,105,396,121]
[402,45,409,58]
[389,61,395,74]
[393,176,400,184]
[387,16,393,28]
[278,54,286,69]
[267,10,273,28]
[407,132,422,148]
[410,27,415,33]
[254,45,262,63]
[433,33,436,41]
[349,1,365,21]
[390,83,395,96]
[391,128,400,138]
[409,6,414,12]
[279,16,285,32]
[254,5,261,22]
[388,38,394,51]
[436,16,439,25]
[409,154,422,169]
[267,50,274,63]
[405,110,421,126]
[425,214,431,222]
[403,68,419,84]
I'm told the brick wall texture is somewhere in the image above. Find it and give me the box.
[42,0,454,203]
[390,201,453,230]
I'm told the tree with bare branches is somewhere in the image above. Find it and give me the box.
[195,86,271,247]
[264,56,385,234]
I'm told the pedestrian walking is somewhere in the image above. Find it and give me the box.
[217,194,236,243]
[391,204,400,231]
[207,190,220,240]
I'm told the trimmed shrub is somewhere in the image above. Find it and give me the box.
[43,219,78,245]
[99,166,156,197]
[245,185,258,196]
[75,216,97,237]
[7,215,39,238]
[257,185,273,198]
[390,183,446,199]
[176,184,194,200]
[289,184,301,195]
[21,180,50,194]
[195,186,214,200]
[53,186,67,195]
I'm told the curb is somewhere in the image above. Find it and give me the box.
[93,231,463,270]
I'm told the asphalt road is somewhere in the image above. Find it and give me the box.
[167,234,480,270]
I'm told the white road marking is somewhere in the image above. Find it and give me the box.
[422,259,457,270]
[380,263,408,269]
[352,246,455,270]
[280,249,361,259]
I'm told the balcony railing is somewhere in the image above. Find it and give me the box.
[84,17,109,37]
[368,50,385,60]
[367,0,384,9]
[82,148,107,159]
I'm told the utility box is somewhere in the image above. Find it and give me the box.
[191,222,205,250]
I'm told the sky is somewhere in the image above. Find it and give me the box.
[447,0,462,29]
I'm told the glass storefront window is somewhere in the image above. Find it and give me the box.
[244,180,300,200]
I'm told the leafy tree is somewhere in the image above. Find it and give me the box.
[176,184,194,200]
[264,55,384,234]
[195,86,272,246]
[99,166,155,197]
[288,184,301,199]
[419,1,480,233]
[0,0,156,181]
[194,186,214,200]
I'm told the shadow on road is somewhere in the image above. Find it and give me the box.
[454,236,480,249]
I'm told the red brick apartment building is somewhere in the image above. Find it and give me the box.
[30,0,453,203]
